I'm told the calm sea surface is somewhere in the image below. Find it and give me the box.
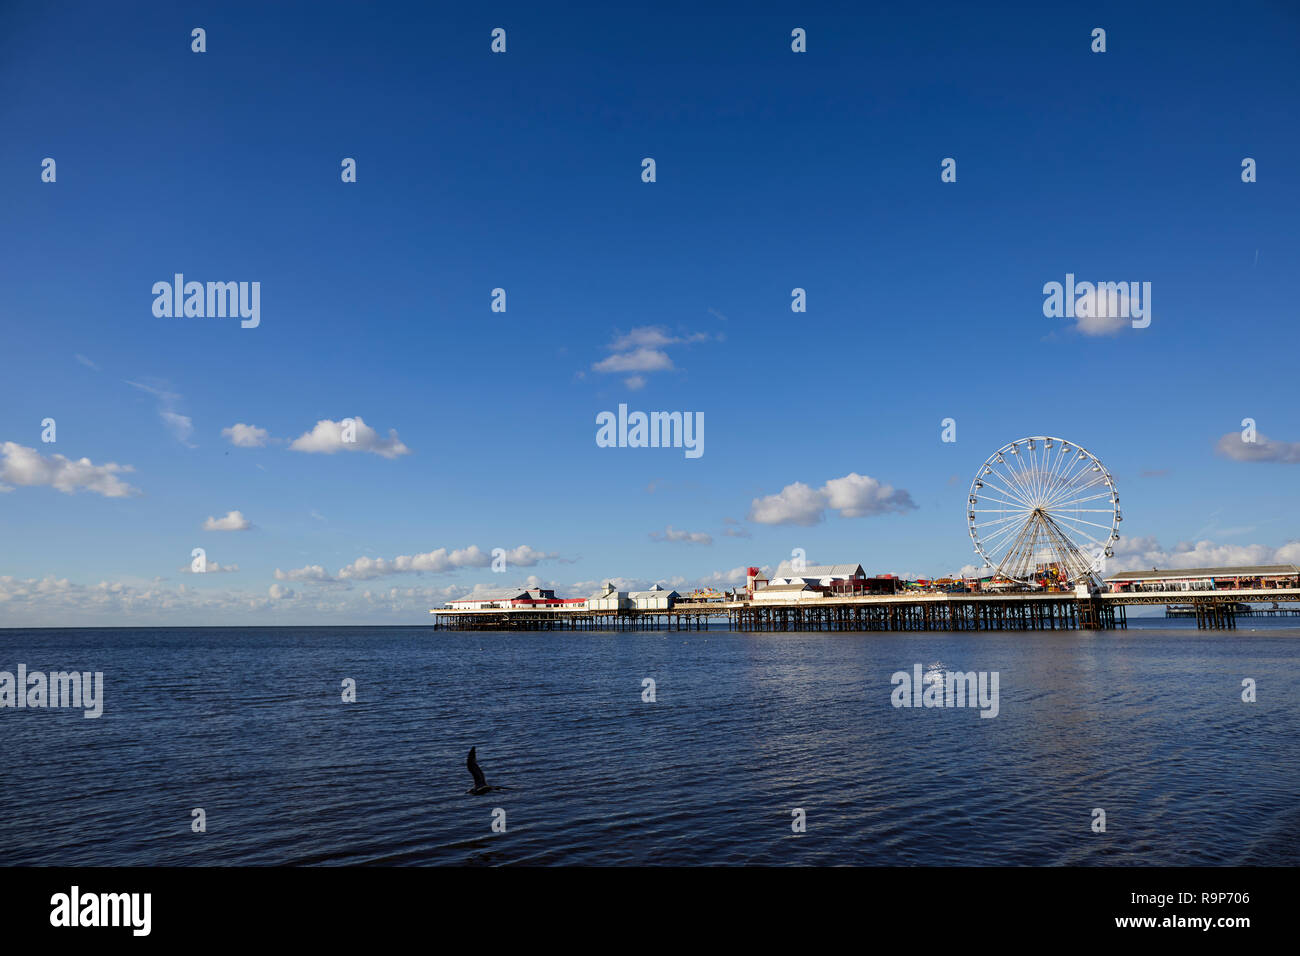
[2,620,1297,866]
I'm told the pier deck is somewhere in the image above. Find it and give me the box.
[430,587,1300,632]
[432,592,1124,632]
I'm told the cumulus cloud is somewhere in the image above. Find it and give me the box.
[275,544,561,583]
[822,473,917,518]
[649,525,713,545]
[275,564,332,582]
[288,416,410,459]
[1215,432,1300,463]
[0,573,496,626]
[203,510,252,531]
[0,442,139,497]
[748,481,825,526]
[1050,282,1147,337]
[222,423,270,448]
[748,473,916,526]
[1109,535,1300,570]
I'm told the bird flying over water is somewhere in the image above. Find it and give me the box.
[466,746,491,795]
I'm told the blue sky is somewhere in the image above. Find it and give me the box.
[2,0,1298,624]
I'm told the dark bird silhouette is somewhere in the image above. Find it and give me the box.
[466,746,492,795]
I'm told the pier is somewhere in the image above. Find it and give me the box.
[431,562,1300,633]
[432,583,1300,633]
[431,592,1126,632]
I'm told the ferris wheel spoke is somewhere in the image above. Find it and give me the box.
[982,476,1034,509]
[1004,459,1040,509]
[981,470,1034,508]
[979,524,1031,548]
[1045,514,1110,548]
[1044,469,1110,508]
[1051,515,1118,533]
[981,520,1030,553]
[973,489,1031,510]
[973,512,1033,524]
[1049,491,1116,507]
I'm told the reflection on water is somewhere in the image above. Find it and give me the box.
[1,621,1296,865]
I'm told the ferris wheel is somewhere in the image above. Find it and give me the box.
[966,437,1121,586]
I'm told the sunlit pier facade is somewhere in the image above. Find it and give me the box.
[431,564,1300,632]
[432,591,1125,631]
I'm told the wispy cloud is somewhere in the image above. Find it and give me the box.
[221,423,270,448]
[649,525,713,545]
[592,325,716,389]
[126,380,195,447]
[275,544,562,583]
[1215,431,1300,463]
[592,347,674,374]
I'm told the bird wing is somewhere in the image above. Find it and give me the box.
[468,755,487,788]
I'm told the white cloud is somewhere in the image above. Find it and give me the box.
[822,473,917,518]
[1110,535,1300,570]
[0,442,139,497]
[1215,432,1300,463]
[222,423,270,448]
[608,327,710,351]
[592,326,716,385]
[74,354,99,369]
[748,481,826,526]
[749,473,916,526]
[274,564,332,582]
[649,525,713,545]
[0,573,487,626]
[592,347,674,374]
[203,510,252,531]
[288,416,410,459]
[275,544,561,583]
[180,561,239,573]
